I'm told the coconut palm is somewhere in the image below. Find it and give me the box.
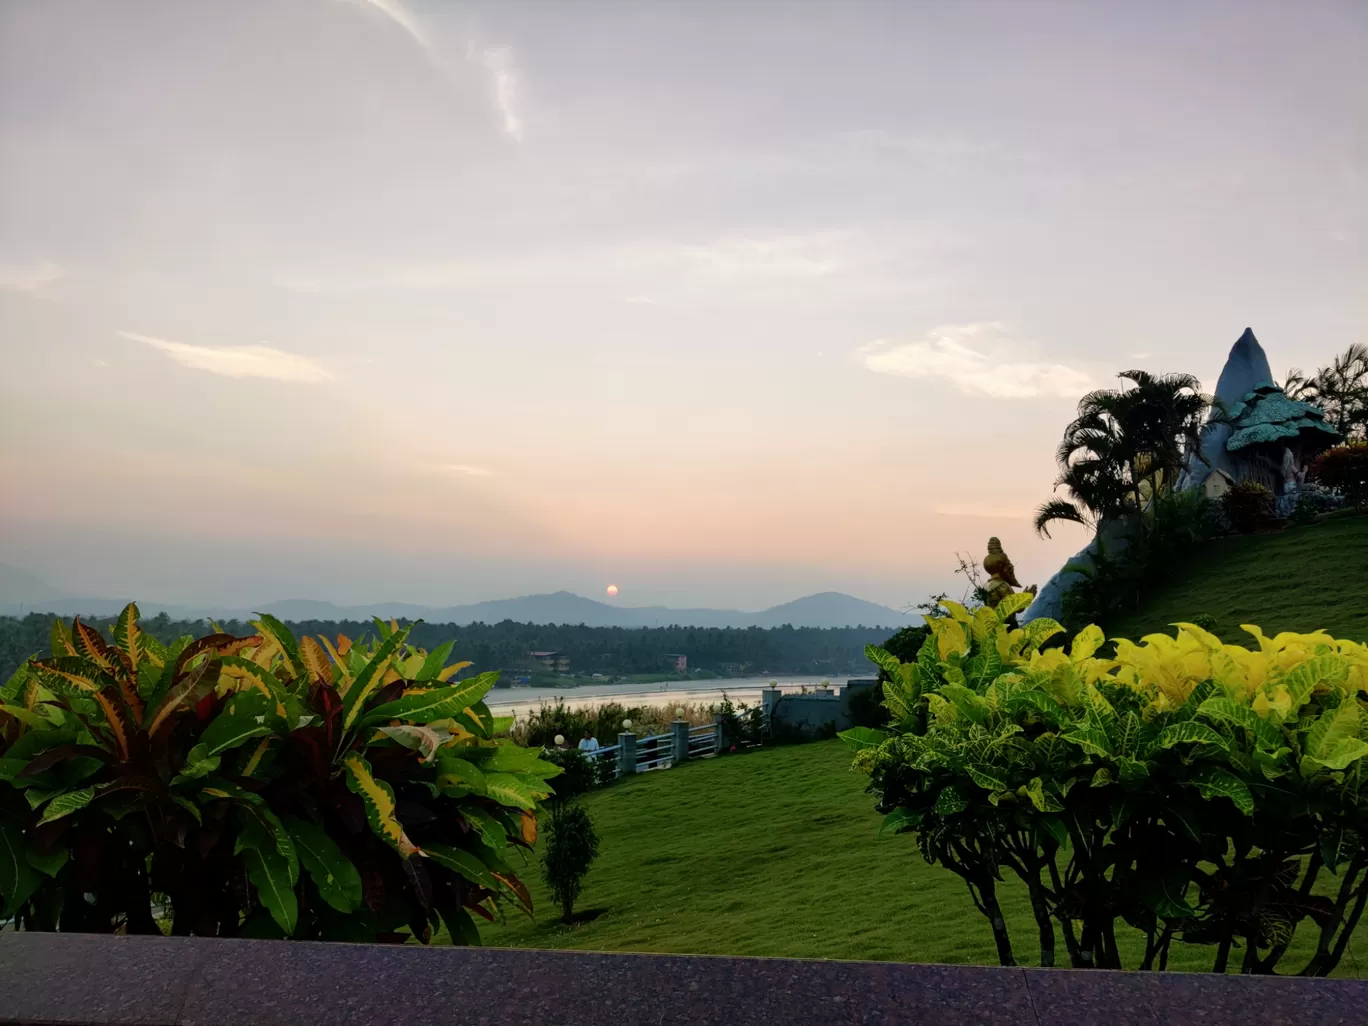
[1034,370,1213,538]
[1286,343,1368,441]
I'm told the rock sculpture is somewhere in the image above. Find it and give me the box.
[982,537,1036,610]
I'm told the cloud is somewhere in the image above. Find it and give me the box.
[859,323,1092,399]
[351,0,430,50]
[0,261,64,293]
[344,1,524,142]
[119,331,332,383]
[476,45,523,142]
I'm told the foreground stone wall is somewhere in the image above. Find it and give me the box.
[1,932,1362,1026]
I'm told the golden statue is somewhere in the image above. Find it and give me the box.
[982,537,1036,610]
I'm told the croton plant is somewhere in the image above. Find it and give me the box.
[0,604,559,941]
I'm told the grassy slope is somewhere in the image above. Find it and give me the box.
[1104,514,1368,645]
[478,740,1367,974]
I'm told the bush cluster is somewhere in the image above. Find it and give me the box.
[844,593,1368,975]
[0,606,557,942]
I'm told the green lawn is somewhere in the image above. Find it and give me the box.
[1104,513,1368,645]
[477,740,1368,974]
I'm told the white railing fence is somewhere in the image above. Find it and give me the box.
[567,717,724,783]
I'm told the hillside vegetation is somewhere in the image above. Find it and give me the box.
[474,741,1367,973]
[1104,513,1368,644]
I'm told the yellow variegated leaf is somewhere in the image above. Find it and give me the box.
[437,661,474,683]
[1071,625,1105,661]
[342,752,420,857]
[299,637,333,685]
[939,600,972,624]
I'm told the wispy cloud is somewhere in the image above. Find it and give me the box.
[476,45,523,142]
[351,0,429,50]
[345,0,524,142]
[119,331,332,383]
[859,323,1092,399]
[0,261,64,293]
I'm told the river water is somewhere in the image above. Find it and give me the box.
[485,675,866,720]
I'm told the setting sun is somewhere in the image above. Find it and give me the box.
[606,584,619,596]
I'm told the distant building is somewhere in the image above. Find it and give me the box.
[530,651,571,673]
[664,653,688,672]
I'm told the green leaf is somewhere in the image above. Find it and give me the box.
[865,645,902,679]
[0,703,53,729]
[1023,777,1064,812]
[0,819,42,917]
[236,807,298,935]
[26,846,69,878]
[1006,689,1065,724]
[340,625,414,731]
[1198,697,1282,750]
[1191,766,1254,816]
[251,612,303,676]
[416,641,456,682]
[1152,721,1229,751]
[196,694,278,758]
[484,771,549,811]
[481,741,562,777]
[1302,702,1368,773]
[932,786,969,815]
[283,815,363,914]
[1039,815,1068,846]
[438,902,482,946]
[424,842,500,889]
[436,756,487,796]
[37,786,95,825]
[1062,725,1114,758]
[877,807,919,837]
[174,746,222,783]
[364,674,498,728]
[838,727,887,752]
[967,764,1007,791]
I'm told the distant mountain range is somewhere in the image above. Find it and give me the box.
[0,565,911,629]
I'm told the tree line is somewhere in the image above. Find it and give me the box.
[0,611,898,684]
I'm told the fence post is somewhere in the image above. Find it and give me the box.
[712,714,725,755]
[762,687,781,737]
[670,719,690,766]
[617,732,637,776]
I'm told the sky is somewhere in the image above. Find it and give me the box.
[0,0,1364,612]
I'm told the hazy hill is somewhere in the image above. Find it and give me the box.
[0,568,912,630]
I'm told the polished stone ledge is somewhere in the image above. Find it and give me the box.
[1,932,1364,1026]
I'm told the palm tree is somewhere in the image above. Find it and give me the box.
[1286,343,1368,441]
[1035,370,1213,538]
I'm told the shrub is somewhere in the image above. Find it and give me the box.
[846,683,890,728]
[0,605,558,942]
[1289,483,1344,525]
[1223,480,1278,533]
[541,802,599,922]
[540,748,596,802]
[1310,443,1368,507]
[842,593,1368,975]
[1189,612,1217,633]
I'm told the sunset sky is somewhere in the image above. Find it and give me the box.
[1,0,1364,611]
